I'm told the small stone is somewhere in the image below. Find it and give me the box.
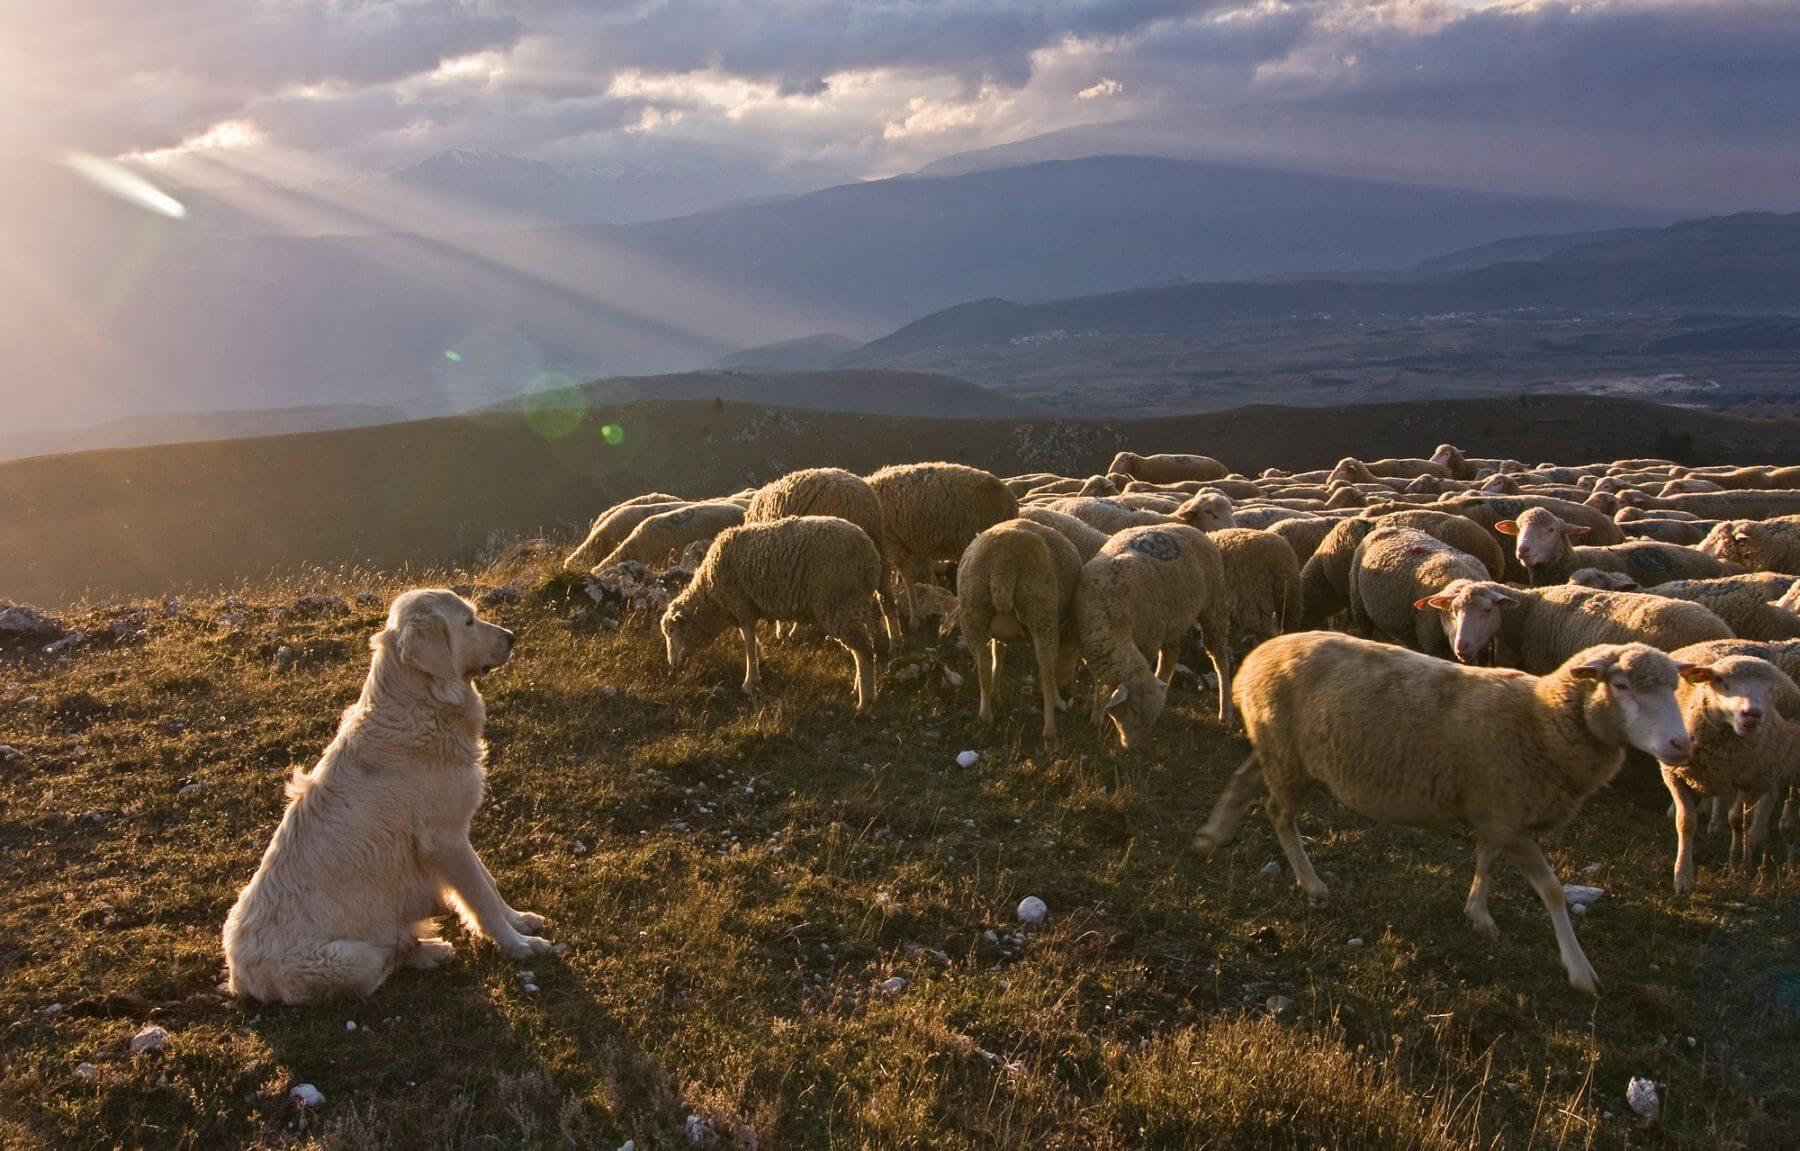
[570,840,587,855]
[40,1002,64,1017]
[73,1062,98,1081]
[1687,1036,1697,1048]
[0,745,22,764]
[1266,995,1295,1017]
[1017,896,1048,925]
[1260,860,1282,878]
[620,1142,636,1151]
[290,1083,325,1108]
[685,1115,712,1145]
[878,976,909,998]
[1563,885,1605,907]
[129,1025,168,1054]
[522,982,540,993]
[344,1020,357,1032]
[1346,937,1365,949]
[273,646,299,671]
[1570,903,1588,917]
[1625,1077,1660,1121]
[519,970,536,982]
[551,943,570,956]
[1582,863,1603,877]
[955,750,979,768]
[177,781,206,795]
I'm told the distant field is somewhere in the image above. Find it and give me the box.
[3,394,1798,608]
[2,547,1795,1149]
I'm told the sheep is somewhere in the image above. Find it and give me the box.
[1658,650,1800,892]
[1624,490,1800,519]
[1173,491,1236,531]
[1210,528,1303,652]
[1190,633,1694,993]
[1360,444,1471,481]
[1346,526,1490,657]
[1194,478,1264,500]
[1416,580,1734,672]
[1697,517,1800,575]
[1230,505,1315,530]
[1107,451,1228,484]
[866,462,1018,632]
[1076,524,1234,747]
[1048,496,1173,534]
[1437,495,1625,564]
[1022,478,1088,499]
[747,467,900,641]
[1568,573,1800,640]
[565,495,685,569]
[594,501,746,571]
[1076,474,1121,497]
[1124,479,1206,496]
[1326,457,1382,486]
[1618,518,1716,546]
[1500,507,1740,586]
[1298,510,1504,629]
[1267,515,1339,567]
[1016,505,1110,561]
[660,516,883,710]
[955,519,1084,747]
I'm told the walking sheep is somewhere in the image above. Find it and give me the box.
[866,462,1018,634]
[1076,524,1235,748]
[1346,526,1490,657]
[1298,510,1503,629]
[1210,528,1303,652]
[955,519,1084,747]
[1501,507,1740,585]
[1107,451,1228,484]
[660,517,883,710]
[1697,517,1800,575]
[1416,580,1734,671]
[1191,634,1695,993]
[1568,573,1800,641]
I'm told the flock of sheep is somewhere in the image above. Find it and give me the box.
[567,445,1800,993]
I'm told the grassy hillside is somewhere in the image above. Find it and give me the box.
[4,395,1798,609]
[1,545,1794,1149]
[492,369,1040,419]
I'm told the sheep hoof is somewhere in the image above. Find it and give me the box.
[1189,831,1223,856]
[1466,915,1500,941]
[1566,962,1601,996]
[1303,886,1330,908]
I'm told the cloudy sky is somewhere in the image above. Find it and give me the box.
[4,0,1799,210]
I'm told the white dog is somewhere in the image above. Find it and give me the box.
[223,588,551,1003]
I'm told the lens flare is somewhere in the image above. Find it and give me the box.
[522,372,583,441]
[61,152,186,219]
[443,349,462,362]
[602,424,625,445]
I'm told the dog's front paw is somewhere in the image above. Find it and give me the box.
[501,934,553,959]
[408,938,456,970]
[508,910,546,934]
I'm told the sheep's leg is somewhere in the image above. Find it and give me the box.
[850,639,876,712]
[1780,785,1797,833]
[1030,626,1062,748]
[1191,751,1265,855]
[1664,768,1700,894]
[1154,642,1180,684]
[896,560,921,637]
[1706,795,1730,837]
[1744,787,1777,871]
[740,624,761,695]
[962,615,996,724]
[1500,836,1598,994]
[1054,636,1080,709]
[1269,794,1329,906]
[1464,840,1500,940]
[1208,643,1236,727]
[1727,796,1748,871]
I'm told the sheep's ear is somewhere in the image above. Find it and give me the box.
[1564,525,1591,540]
[1616,577,1641,591]
[1104,685,1130,711]
[1569,659,1610,681]
[1678,663,1717,684]
[396,610,457,680]
[1415,594,1454,611]
[1495,520,1519,536]
[1733,527,1754,542]
[1492,590,1523,609]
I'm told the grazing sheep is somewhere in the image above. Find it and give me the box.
[1573,574,1800,641]
[1174,491,1236,531]
[1048,496,1173,534]
[594,502,746,571]
[1191,634,1694,992]
[565,495,685,569]
[1417,580,1734,671]
[1016,506,1110,561]
[956,519,1084,747]
[1659,650,1800,892]
[660,516,883,710]
[1346,527,1490,656]
[1298,510,1504,629]
[1618,518,1716,546]
[1697,517,1800,575]
[1267,515,1339,567]
[747,467,900,640]
[866,462,1018,631]
[1501,507,1740,586]
[1076,524,1234,747]
[1211,528,1303,651]
[1107,451,1228,484]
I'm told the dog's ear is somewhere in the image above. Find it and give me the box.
[395,609,459,681]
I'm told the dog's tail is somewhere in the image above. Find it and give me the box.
[284,766,319,802]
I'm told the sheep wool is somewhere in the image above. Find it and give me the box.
[956,519,1085,747]
[565,496,685,569]
[595,502,746,572]
[1347,526,1489,657]
[747,467,899,640]
[1420,579,1734,673]
[867,462,1018,629]
[1016,506,1110,562]
[1106,452,1229,484]
[1210,528,1303,651]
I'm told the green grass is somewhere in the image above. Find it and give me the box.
[2,544,1796,1149]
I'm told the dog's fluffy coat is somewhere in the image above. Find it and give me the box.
[223,589,550,1003]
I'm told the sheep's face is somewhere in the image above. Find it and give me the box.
[1698,522,1758,567]
[1418,579,1519,664]
[1569,645,1692,763]
[385,589,514,680]
[660,603,709,672]
[565,518,610,570]
[1568,568,1638,592]
[1683,656,1782,736]
[1102,672,1168,750]
[1179,494,1234,531]
[1498,508,1587,573]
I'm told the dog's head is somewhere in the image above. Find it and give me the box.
[377,590,514,692]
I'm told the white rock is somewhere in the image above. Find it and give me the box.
[570,840,587,855]
[129,1025,168,1054]
[519,971,536,983]
[1581,863,1603,877]
[1625,1076,1660,1120]
[290,1083,325,1108]
[1563,885,1605,907]
[1260,860,1281,878]
[344,1020,356,1032]
[1686,1035,1697,1048]
[73,1062,98,1081]
[1570,903,1588,917]
[685,1115,713,1145]
[1017,896,1048,925]
[955,750,979,768]
[522,982,540,993]
[1346,938,1365,949]
[1265,994,1295,1017]
[177,781,206,795]
[879,976,909,998]
[619,1142,636,1151]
